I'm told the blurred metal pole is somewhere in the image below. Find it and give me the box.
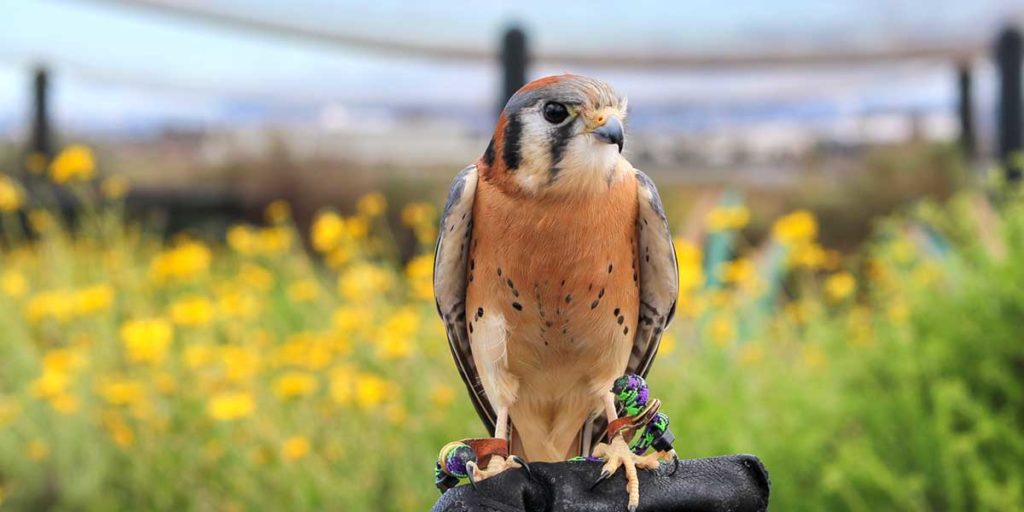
[957,62,976,160]
[30,66,53,158]
[499,26,528,113]
[995,27,1022,181]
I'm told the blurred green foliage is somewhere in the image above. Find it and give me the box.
[0,145,1021,511]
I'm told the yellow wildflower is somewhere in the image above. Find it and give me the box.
[273,372,318,399]
[120,318,173,365]
[789,243,826,269]
[50,393,79,415]
[264,199,291,224]
[331,305,369,335]
[824,272,856,302]
[150,241,211,283]
[405,254,434,301]
[170,295,215,326]
[101,175,129,199]
[32,368,70,398]
[345,216,369,240]
[401,202,437,243]
[357,192,387,217]
[273,332,332,369]
[184,344,214,369]
[374,308,418,360]
[103,415,134,448]
[25,290,76,323]
[26,439,49,461]
[430,384,456,409]
[674,238,704,294]
[326,245,353,268]
[220,345,262,382]
[709,314,735,347]
[227,225,257,255]
[719,258,756,286]
[281,436,311,461]
[238,263,274,291]
[338,263,394,301]
[355,374,391,409]
[42,347,86,373]
[705,204,750,231]
[50,144,96,183]
[311,211,345,252]
[329,366,354,405]
[206,391,255,421]
[73,284,114,314]
[216,286,261,319]
[657,332,677,356]
[772,210,818,246]
[377,331,413,360]
[255,227,292,254]
[0,174,24,212]
[401,202,436,227]
[1,270,28,298]
[97,377,146,406]
[286,279,320,303]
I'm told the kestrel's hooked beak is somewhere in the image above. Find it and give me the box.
[590,115,624,153]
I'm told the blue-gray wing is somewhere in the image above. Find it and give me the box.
[628,169,679,377]
[433,164,496,432]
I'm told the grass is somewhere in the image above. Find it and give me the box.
[0,146,1022,511]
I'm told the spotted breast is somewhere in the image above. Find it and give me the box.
[465,160,640,461]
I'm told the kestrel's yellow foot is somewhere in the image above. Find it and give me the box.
[591,435,660,512]
[466,454,522,484]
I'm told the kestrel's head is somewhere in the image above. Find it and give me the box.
[480,74,628,196]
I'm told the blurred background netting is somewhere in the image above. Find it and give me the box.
[1,1,1024,511]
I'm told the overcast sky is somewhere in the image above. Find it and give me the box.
[0,0,1021,134]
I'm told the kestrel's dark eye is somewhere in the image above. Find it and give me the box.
[543,102,569,124]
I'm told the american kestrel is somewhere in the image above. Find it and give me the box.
[434,74,679,510]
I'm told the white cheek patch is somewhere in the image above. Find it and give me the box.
[512,112,556,194]
[546,136,622,195]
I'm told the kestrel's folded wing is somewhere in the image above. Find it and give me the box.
[433,164,496,432]
[628,169,679,378]
[586,169,678,453]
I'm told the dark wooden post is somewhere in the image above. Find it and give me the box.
[996,27,1022,180]
[29,66,52,158]
[957,62,976,160]
[499,26,528,113]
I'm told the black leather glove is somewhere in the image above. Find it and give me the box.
[432,454,770,512]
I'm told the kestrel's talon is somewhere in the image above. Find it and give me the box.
[466,463,480,492]
[591,435,660,511]
[668,451,680,475]
[589,469,612,490]
[508,455,534,481]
